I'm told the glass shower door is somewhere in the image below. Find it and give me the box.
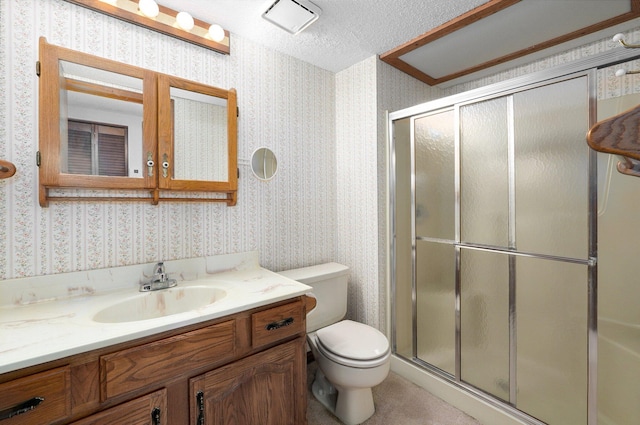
[511,78,590,425]
[414,109,456,375]
[408,74,592,424]
[459,95,511,401]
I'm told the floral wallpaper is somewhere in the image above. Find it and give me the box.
[0,0,337,278]
[335,57,441,330]
[0,0,440,333]
[4,0,631,335]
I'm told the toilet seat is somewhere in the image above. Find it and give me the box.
[315,320,390,368]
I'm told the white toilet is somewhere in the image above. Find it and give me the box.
[278,263,390,425]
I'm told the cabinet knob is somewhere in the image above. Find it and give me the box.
[146,152,154,177]
[162,154,169,178]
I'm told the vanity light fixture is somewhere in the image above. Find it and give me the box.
[176,11,195,31]
[138,0,159,18]
[64,0,230,55]
[209,24,226,43]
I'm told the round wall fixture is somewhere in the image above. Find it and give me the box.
[251,148,278,181]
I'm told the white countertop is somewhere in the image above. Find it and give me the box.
[0,252,311,375]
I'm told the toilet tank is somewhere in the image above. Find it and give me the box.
[277,262,349,333]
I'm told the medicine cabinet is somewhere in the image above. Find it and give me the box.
[37,37,237,207]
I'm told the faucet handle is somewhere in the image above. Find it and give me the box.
[140,262,176,291]
[154,262,165,274]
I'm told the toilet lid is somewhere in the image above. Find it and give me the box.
[316,320,389,361]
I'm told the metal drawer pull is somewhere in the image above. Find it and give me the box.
[196,391,205,425]
[0,397,44,420]
[265,317,294,331]
[151,407,161,425]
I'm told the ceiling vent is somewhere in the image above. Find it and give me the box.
[262,0,322,34]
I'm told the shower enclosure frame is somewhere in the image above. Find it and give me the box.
[387,45,640,425]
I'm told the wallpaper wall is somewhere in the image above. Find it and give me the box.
[5,0,632,335]
[0,0,338,277]
[0,0,440,332]
[334,57,441,330]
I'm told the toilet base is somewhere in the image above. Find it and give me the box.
[311,369,375,425]
[312,369,338,414]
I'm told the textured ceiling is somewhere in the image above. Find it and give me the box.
[158,0,640,85]
[159,0,488,73]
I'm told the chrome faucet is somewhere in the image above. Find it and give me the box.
[140,262,178,292]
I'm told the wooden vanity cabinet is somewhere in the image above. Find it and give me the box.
[0,297,307,425]
[0,366,71,424]
[190,300,308,425]
[70,389,167,425]
[191,339,306,425]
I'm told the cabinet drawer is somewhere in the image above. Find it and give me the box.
[0,366,70,425]
[252,299,305,349]
[71,389,166,425]
[101,320,235,401]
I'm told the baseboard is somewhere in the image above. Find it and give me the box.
[390,356,527,425]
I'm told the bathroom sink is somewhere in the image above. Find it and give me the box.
[93,286,227,323]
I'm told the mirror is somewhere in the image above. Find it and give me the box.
[170,86,228,182]
[251,148,278,180]
[60,60,144,178]
[39,37,156,203]
[157,74,237,193]
[39,37,238,206]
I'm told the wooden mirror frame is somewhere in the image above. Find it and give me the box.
[38,37,238,206]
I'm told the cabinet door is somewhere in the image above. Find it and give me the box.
[190,338,306,425]
[71,389,166,425]
[38,37,157,199]
[38,37,238,206]
[157,74,237,193]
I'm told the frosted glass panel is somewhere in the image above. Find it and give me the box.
[596,91,640,425]
[516,257,587,425]
[514,77,589,259]
[460,98,509,247]
[393,118,414,359]
[416,240,455,375]
[415,110,455,240]
[460,249,509,401]
[394,72,592,424]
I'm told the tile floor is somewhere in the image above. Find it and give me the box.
[306,361,482,425]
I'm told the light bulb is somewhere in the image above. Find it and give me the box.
[615,69,627,77]
[613,33,625,43]
[208,24,225,42]
[176,11,195,31]
[138,0,159,18]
